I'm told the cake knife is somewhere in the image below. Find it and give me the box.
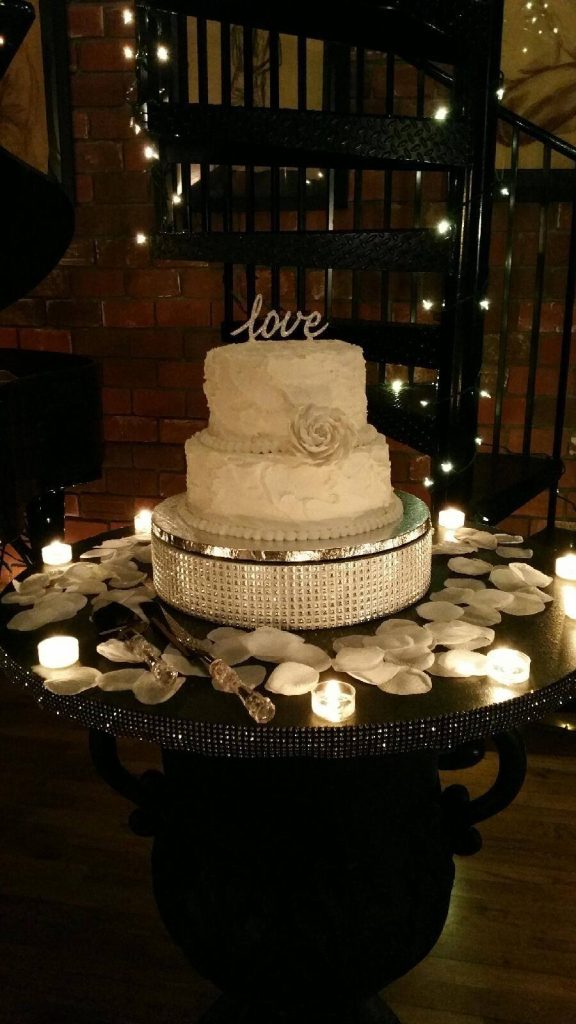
[152,608,276,724]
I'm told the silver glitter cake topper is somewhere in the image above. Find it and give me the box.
[231,293,328,341]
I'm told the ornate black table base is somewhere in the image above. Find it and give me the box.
[89,732,527,1023]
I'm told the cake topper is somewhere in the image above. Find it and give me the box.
[231,294,328,341]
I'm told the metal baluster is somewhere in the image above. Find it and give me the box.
[523,146,551,456]
[492,125,519,455]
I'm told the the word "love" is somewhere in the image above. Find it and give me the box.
[231,294,328,341]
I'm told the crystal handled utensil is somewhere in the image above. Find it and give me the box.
[154,607,276,724]
[117,626,179,688]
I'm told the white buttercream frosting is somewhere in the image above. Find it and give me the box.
[186,339,400,541]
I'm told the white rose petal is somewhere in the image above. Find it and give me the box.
[333,647,385,673]
[508,563,553,588]
[447,557,493,576]
[416,602,465,622]
[443,578,486,591]
[265,662,319,695]
[378,669,432,695]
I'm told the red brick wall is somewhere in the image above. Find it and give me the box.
[0,2,224,542]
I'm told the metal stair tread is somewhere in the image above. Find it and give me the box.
[152,230,452,271]
[148,105,473,171]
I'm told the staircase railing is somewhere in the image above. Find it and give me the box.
[422,59,576,530]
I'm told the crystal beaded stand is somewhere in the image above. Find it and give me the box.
[151,492,432,629]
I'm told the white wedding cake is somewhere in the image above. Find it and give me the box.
[184,339,403,542]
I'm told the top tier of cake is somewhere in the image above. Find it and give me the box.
[204,339,368,452]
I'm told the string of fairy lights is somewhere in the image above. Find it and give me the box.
[120,0,559,495]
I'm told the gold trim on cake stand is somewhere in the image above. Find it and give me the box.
[151,492,432,629]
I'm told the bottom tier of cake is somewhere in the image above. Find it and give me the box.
[151,491,432,630]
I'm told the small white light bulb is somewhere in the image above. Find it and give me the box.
[436,218,451,236]
[479,298,490,310]
[423,477,434,488]
[135,232,148,245]
[496,86,505,100]
[422,298,434,310]
[144,145,159,160]
[391,379,403,395]
[480,389,491,398]
[123,44,134,60]
[440,461,454,473]
[0,35,5,46]
[420,400,429,407]
[122,8,134,25]
[500,186,509,196]
[433,106,449,121]
[475,436,483,445]
[157,45,169,62]
[172,192,182,205]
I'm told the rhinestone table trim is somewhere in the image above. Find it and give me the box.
[2,644,575,758]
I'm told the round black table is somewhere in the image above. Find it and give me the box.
[1,531,575,1024]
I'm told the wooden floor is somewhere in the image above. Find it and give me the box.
[1,671,575,1024]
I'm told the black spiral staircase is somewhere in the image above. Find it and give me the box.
[134,0,567,526]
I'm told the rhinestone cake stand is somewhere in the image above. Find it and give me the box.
[151,491,431,629]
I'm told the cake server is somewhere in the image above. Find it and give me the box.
[153,607,276,725]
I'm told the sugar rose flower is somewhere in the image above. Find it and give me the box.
[289,405,356,463]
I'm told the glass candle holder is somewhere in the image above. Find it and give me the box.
[311,679,356,723]
[486,648,531,685]
[555,554,576,581]
[134,508,153,536]
[37,636,79,670]
[41,541,72,567]
[438,507,465,530]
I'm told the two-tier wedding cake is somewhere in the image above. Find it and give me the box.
[151,332,431,629]
[184,339,403,542]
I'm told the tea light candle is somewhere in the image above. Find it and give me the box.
[134,508,153,536]
[486,648,531,685]
[311,679,356,723]
[438,507,465,530]
[37,636,79,670]
[41,541,72,566]
[555,553,576,581]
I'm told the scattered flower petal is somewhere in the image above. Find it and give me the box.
[508,563,553,588]
[447,557,493,576]
[133,671,184,704]
[494,533,524,545]
[443,577,486,591]
[430,588,474,605]
[461,605,501,627]
[265,662,319,695]
[467,590,515,609]
[378,668,432,695]
[504,594,546,616]
[416,601,465,622]
[454,528,499,550]
[333,647,385,673]
[496,546,533,560]
[98,667,144,691]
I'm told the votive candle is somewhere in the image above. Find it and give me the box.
[555,554,576,581]
[41,541,72,566]
[438,507,465,530]
[486,648,531,685]
[311,679,356,723]
[134,508,153,535]
[37,636,79,670]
